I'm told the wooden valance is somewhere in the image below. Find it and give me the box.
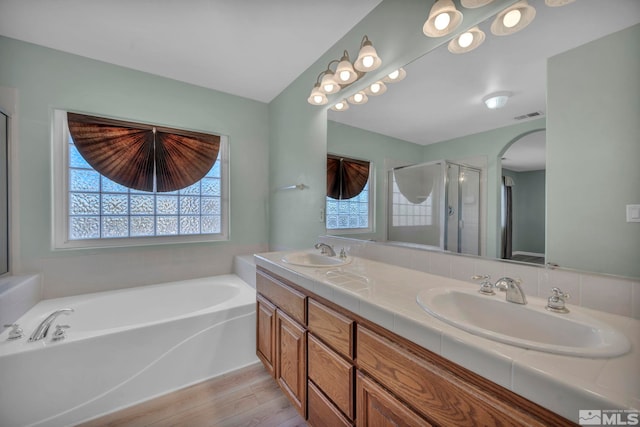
[67,112,220,192]
[327,155,370,200]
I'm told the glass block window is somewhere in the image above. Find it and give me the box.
[53,110,228,249]
[391,178,433,226]
[326,180,371,231]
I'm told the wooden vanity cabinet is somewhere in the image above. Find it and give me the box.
[256,271,307,418]
[256,267,575,427]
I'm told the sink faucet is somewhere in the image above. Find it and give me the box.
[29,308,74,342]
[314,242,336,257]
[494,277,527,305]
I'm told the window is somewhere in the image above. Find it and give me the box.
[391,177,433,227]
[53,110,229,249]
[325,155,373,232]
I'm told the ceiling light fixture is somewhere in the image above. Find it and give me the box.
[483,91,512,109]
[461,0,496,8]
[354,36,382,72]
[382,68,407,83]
[491,0,536,36]
[318,61,341,95]
[330,100,350,112]
[448,26,486,54]
[423,0,463,38]
[348,91,369,105]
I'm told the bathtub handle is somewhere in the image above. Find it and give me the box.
[52,325,70,342]
[4,324,24,341]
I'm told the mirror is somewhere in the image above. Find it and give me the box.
[0,110,8,276]
[327,0,640,279]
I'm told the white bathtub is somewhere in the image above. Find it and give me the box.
[0,274,258,427]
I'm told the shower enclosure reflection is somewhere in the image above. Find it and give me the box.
[387,160,480,256]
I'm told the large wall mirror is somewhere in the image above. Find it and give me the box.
[0,110,8,276]
[327,0,640,279]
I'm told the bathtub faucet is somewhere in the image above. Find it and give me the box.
[29,308,74,342]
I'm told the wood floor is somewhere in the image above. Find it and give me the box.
[77,362,307,427]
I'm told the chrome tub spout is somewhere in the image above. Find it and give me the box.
[29,308,74,342]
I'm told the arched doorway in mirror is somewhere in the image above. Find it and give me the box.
[500,129,546,265]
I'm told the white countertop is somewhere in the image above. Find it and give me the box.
[255,250,640,424]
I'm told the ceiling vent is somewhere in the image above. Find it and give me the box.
[514,111,544,120]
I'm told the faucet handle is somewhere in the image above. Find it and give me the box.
[52,325,70,342]
[472,275,495,295]
[546,287,570,313]
[3,324,24,341]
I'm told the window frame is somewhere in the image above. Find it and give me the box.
[52,109,230,250]
[325,155,374,235]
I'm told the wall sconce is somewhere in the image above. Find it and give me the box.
[354,36,382,72]
[307,83,328,106]
[483,91,512,109]
[382,67,407,83]
[308,35,382,105]
[423,0,463,37]
[330,100,350,112]
[491,0,536,36]
[448,26,486,54]
[348,91,369,105]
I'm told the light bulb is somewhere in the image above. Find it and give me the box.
[458,32,474,48]
[434,12,451,30]
[370,83,381,94]
[335,102,346,110]
[362,56,374,68]
[339,70,351,82]
[313,95,323,104]
[503,9,522,28]
[353,93,364,103]
[323,83,335,93]
[388,70,400,80]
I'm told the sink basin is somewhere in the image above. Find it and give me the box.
[281,252,351,268]
[416,287,630,358]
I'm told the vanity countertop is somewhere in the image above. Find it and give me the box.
[255,250,640,424]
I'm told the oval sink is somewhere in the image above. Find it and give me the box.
[417,287,630,358]
[282,252,351,268]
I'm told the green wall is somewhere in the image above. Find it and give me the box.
[546,23,640,278]
[503,168,545,255]
[0,36,270,295]
[327,120,424,241]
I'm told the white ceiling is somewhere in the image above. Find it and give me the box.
[328,0,640,167]
[0,0,382,103]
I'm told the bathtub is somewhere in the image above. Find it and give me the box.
[0,274,258,427]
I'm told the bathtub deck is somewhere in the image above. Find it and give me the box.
[77,362,306,427]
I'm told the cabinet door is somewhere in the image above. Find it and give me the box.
[256,295,276,377]
[356,371,432,427]
[276,310,307,418]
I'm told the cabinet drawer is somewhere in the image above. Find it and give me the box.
[257,271,306,325]
[308,381,353,427]
[357,327,544,427]
[356,371,432,427]
[308,298,354,360]
[308,334,354,420]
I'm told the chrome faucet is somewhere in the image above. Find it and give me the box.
[494,277,527,305]
[29,308,74,342]
[314,242,336,257]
